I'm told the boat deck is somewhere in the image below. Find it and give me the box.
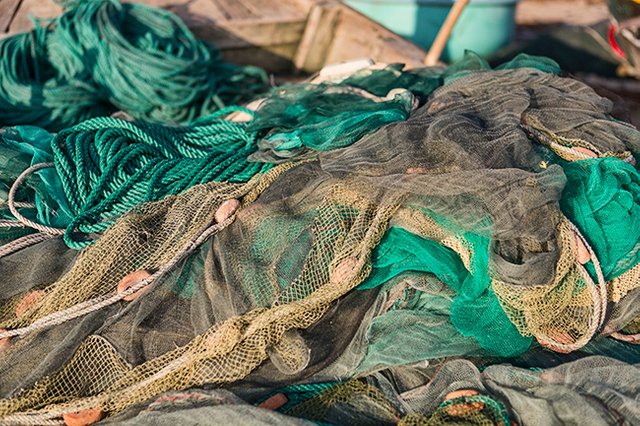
[0,0,427,73]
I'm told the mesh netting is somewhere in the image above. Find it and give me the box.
[0,55,639,424]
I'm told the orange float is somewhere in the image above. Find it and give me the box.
[116,270,152,301]
[63,408,104,426]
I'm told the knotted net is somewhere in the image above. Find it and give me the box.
[0,59,639,424]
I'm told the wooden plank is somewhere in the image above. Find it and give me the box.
[0,0,23,33]
[190,17,306,49]
[293,0,340,73]
[8,0,61,33]
[212,0,257,20]
[123,0,228,23]
[221,43,300,73]
[323,4,425,70]
[237,0,308,20]
[2,0,425,74]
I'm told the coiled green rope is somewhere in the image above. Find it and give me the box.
[0,0,267,131]
[0,29,108,131]
[7,108,273,249]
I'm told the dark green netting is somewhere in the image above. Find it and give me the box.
[246,64,446,163]
[248,86,414,161]
[248,53,562,163]
[353,153,640,357]
[0,126,70,228]
[359,226,531,357]
[444,51,561,84]
[0,5,639,420]
[0,52,567,250]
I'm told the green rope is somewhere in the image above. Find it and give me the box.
[15,108,273,249]
[0,0,267,131]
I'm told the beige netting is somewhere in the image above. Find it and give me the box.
[492,219,608,352]
[0,163,404,423]
[609,262,640,303]
[1,65,640,424]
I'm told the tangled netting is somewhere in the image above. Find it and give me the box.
[0,0,268,131]
[0,51,640,425]
[0,64,443,249]
[0,110,272,249]
[0,54,565,251]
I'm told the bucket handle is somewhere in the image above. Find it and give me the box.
[424,0,470,66]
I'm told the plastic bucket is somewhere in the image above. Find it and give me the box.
[344,0,519,62]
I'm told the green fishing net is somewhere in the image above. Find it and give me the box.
[360,225,531,357]
[561,158,640,281]
[0,55,484,248]
[0,5,639,423]
[247,64,444,162]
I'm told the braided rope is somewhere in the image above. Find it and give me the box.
[0,233,55,259]
[0,205,236,340]
[8,163,65,236]
[0,0,267,131]
[536,220,608,353]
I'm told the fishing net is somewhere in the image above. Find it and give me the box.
[0,46,640,424]
[101,355,639,425]
[283,356,640,425]
[0,61,453,249]
[0,111,272,249]
[247,64,444,162]
[0,0,268,131]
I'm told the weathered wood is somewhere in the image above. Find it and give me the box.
[324,4,425,69]
[293,0,340,73]
[212,0,257,20]
[2,0,427,74]
[137,0,228,23]
[8,0,61,33]
[222,43,300,73]
[0,0,23,33]
[192,17,305,49]
[234,0,307,20]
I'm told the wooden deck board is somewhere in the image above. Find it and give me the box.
[0,0,23,33]
[237,0,307,20]
[8,0,61,33]
[0,0,426,74]
[294,0,340,72]
[325,5,425,69]
[123,0,229,23]
[212,0,258,20]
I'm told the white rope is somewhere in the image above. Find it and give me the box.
[8,163,66,236]
[1,414,64,425]
[537,221,608,353]
[0,219,26,228]
[0,232,56,259]
[610,331,640,344]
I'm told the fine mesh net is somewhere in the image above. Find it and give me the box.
[0,56,639,425]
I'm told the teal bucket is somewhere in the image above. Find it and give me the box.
[345,0,519,62]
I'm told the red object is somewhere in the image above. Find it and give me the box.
[609,22,627,58]
[258,393,288,410]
